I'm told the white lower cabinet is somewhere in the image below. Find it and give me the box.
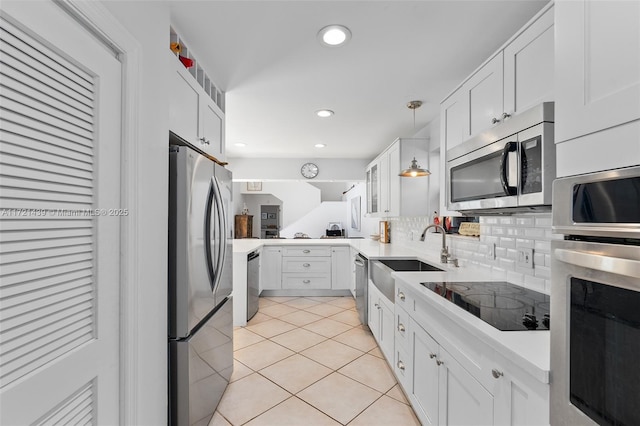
[260,246,282,290]
[393,283,549,426]
[368,281,394,361]
[259,245,352,294]
[409,317,493,426]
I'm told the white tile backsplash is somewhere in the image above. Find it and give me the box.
[390,213,553,294]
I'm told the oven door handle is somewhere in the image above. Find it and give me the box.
[555,248,640,279]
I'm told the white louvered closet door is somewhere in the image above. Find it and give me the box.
[0,1,122,424]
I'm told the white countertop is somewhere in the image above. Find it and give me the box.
[232,238,549,381]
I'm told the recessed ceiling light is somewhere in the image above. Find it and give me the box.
[315,144,326,148]
[317,25,351,47]
[316,109,334,118]
[234,142,246,147]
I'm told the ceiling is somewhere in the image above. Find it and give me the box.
[169,0,550,161]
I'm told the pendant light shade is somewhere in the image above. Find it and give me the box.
[399,157,431,177]
[400,100,430,178]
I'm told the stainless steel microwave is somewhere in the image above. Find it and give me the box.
[446,102,555,213]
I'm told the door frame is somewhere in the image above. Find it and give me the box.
[54,1,143,423]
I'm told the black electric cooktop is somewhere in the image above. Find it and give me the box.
[419,281,550,331]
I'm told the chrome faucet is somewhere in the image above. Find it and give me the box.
[420,224,453,264]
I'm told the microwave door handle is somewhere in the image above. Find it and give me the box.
[555,249,640,279]
[204,179,217,291]
[500,142,518,196]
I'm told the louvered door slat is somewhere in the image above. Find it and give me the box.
[0,176,93,198]
[0,259,92,287]
[1,84,93,132]
[1,251,92,276]
[2,316,93,366]
[1,300,92,342]
[0,280,92,320]
[0,121,93,155]
[0,25,93,91]
[60,398,93,426]
[2,286,92,325]
[1,131,93,163]
[0,268,91,298]
[1,106,93,145]
[1,187,93,205]
[1,141,92,172]
[0,236,92,254]
[0,228,92,243]
[0,50,93,106]
[1,244,92,265]
[0,218,92,231]
[34,382,94,426]
[0,73,93,122]
[0,164,92,191]
[0,151,93,180]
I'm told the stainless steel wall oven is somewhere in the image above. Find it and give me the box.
[551,165,640,426]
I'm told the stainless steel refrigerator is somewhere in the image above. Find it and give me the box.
[168,144,233,426]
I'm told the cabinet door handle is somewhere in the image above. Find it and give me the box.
[374,303,380,309]
[491,117,500,124]
[303,263,310,267]
[397,323,405,332]
[303,279,311,284]
[436,360,444,366]
[303,249,311,253]
[492,369,504,379]
[502,112,511,120]
[397,361,405,371]
[199,137,210,145]
[429,353,437,359]
[398,292,405,301]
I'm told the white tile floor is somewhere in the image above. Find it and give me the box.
[211,296,421,426]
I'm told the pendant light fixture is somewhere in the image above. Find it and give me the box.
[399,100,430,177]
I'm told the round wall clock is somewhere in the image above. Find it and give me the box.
[301,162,319,179]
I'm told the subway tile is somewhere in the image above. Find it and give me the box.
[499,217,515,225]
[535,216,553,227]
[498,258,516,271]
[535,265,551,279]
[506,249,518,260]
[545,254,551,266]
[524,275,546,293]
[499,237,516,248]
[492,227,506,236]
[534,240,551,253]
[516,238,534,249]
[524,227,545,238]
[481,217,499,225]
[516,217,535,227]
[483,236,499,245]
[534,252,545,267]
[495,247,507,259]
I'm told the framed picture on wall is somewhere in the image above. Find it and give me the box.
[247,181,262,191]
[261,213,267,220]
[351,196,361,231]
[267,213,276,219]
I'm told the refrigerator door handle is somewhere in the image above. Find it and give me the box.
[211,176,226,294]
[204,178,217,292]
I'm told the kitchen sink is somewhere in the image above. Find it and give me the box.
[371,259,443,302]
[377,259,444,272]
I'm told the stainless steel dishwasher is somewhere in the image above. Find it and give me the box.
[354,253,368,326]
[247,250,260,321]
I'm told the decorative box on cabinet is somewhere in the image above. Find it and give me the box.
[234,215,253,239]
[365,138,429,217]
[555,0,640,176]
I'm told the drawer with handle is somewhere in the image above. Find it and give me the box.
[282,274,331,289]
[282,246,331,257]
[282,257,331,273]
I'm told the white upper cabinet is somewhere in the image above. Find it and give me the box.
[440,3,554,152]
[366,138,429,218]
[555,0,640,176]
[504,5,554,116]
[169,53,226,162]
[467,52,504,138]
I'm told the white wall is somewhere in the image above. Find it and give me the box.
[228,157,369,181]
[281,201,348,238]
[343,182,379,238]
[99,1,169,424]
